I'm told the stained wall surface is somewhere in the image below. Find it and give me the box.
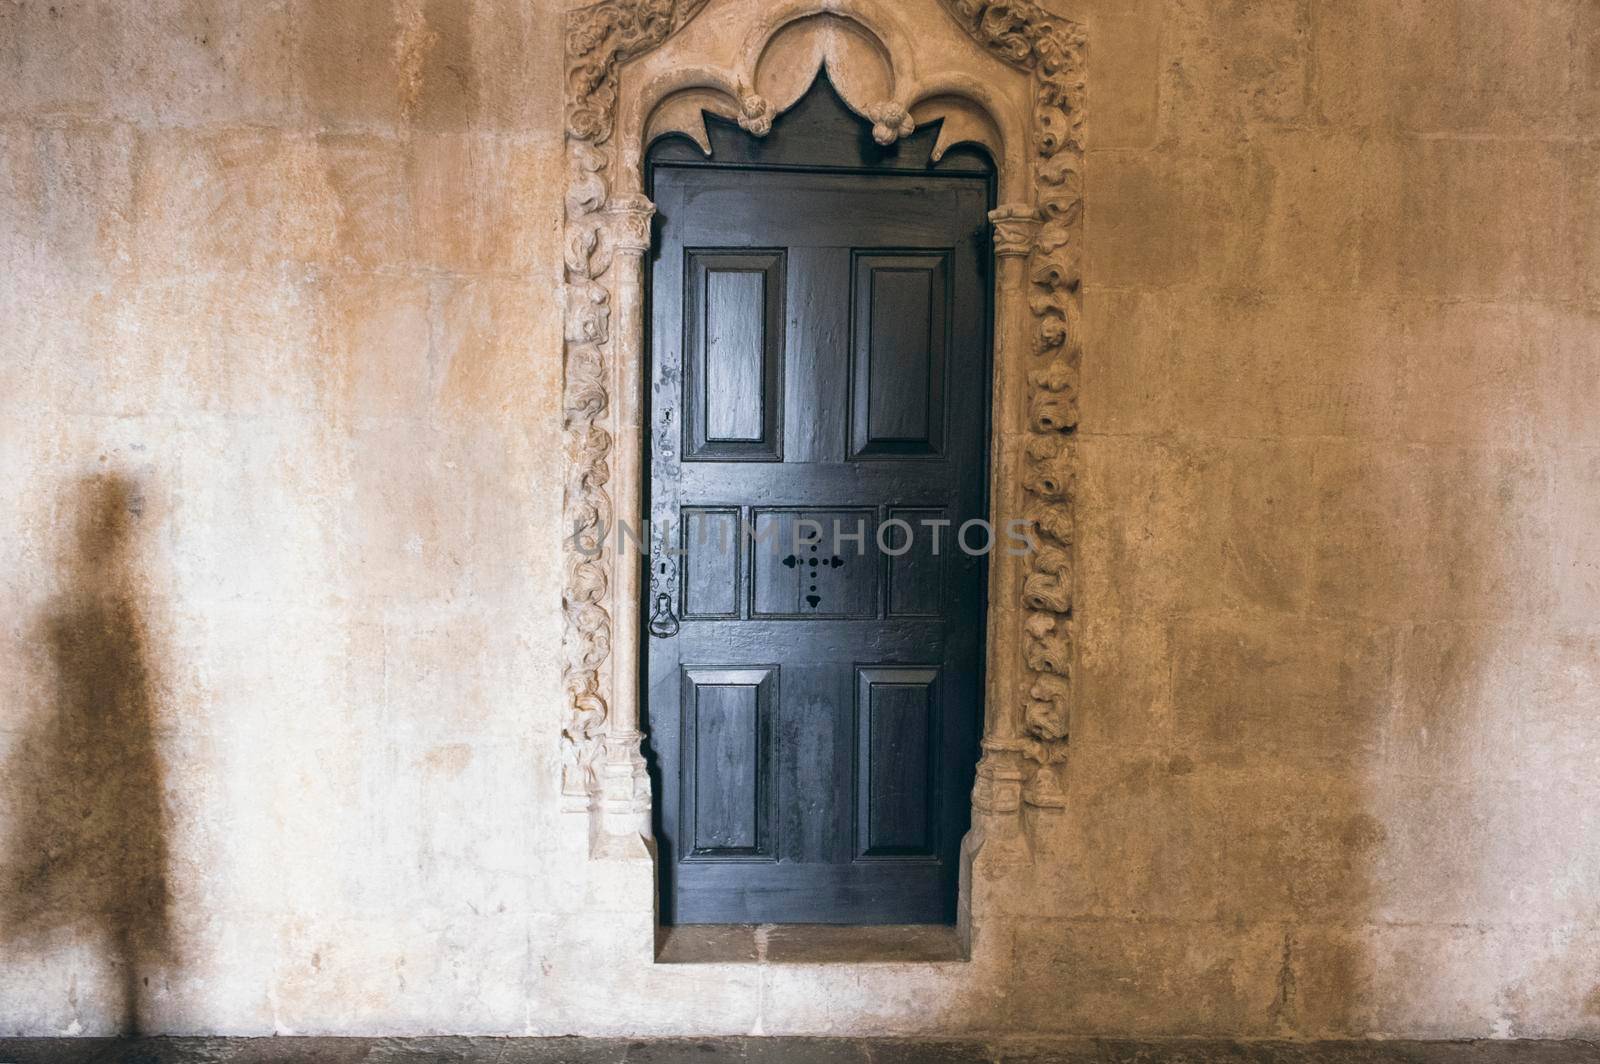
[1,0,1597,1040]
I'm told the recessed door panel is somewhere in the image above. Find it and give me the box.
[681,667,776,860]
[680,508,741,619]
[684,250,784,461]
[750,508,878,619]
[856,667,940,859]
[851,252,949,458]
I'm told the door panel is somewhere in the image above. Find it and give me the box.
[680,667,776,860]
[679,508,741,620]
[648,158,990,925]
[856,667,941,859]
[851,252,949,457]
[748,508,878,619]
[683,250,785,461]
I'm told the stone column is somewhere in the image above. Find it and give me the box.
[598,193,655,840]
[969,203,1043,833]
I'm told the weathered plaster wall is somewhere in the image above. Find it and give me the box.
[0,0,568,1034]
[1064,0,1600,1039]
[0,0,1596,1041]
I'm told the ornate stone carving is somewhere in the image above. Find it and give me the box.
[561,0,707,809]
[865,100,915,145]
[561,0,1089,832]
[736,86,773,136]
[566,0,711,142]
[989,204,1041,258]
[605,194,656,255]
[941,0,1085,808]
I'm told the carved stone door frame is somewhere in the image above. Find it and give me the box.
[559,0,1085,941]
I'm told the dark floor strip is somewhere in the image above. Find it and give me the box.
[0,1037,1597,1064]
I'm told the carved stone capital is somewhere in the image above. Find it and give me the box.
[605,194,656,256]
[989,204,1042,258]
[971,740,1027,815]
[599,728,653,835]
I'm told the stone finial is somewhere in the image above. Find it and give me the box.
[866,101,915,145]
[737,87,773,136]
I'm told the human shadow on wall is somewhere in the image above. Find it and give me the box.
[2,473,174,1034]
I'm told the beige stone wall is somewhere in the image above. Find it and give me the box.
[1064,0,1600,1038]
[0,0,1596,1040]
[0,0,569,1033]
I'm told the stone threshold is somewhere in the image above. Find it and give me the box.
[654,923,967,964]
[1,1037,1597,1063]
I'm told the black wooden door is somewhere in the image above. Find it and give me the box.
[645,79,992,925]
